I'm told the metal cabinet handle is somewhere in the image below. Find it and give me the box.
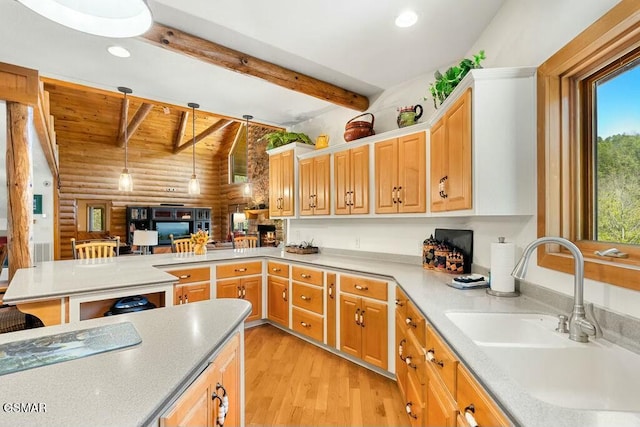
[349,191,354,206]
[465,404,479,427]
[301,273,311,279]
[242,287,246,298]
[427,348,444,368]
[395,299,404,307]
[439,176,449,199]
[405,402,418,419]
[354,284,369,291]
[360,311,365,327]
[355,308,360,325]
[398,338,406,361]
[344,192,349,206]
[300,295,311,301]
[235,267,247,272]
[185,295,189,304]
[300,321,311,328]
[282,290,287,301]
[272,267,281,272]
[179,274,191,279]
[405,317,417,328]
[237,287,242,298]
[212,383,229,427]
[397,186,403,204]
[178,295,183,305]
[328,283,334,299]
[392,186,398,204]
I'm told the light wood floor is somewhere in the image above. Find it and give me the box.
[245,324,410,426]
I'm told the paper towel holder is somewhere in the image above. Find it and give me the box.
[486,236,520,297]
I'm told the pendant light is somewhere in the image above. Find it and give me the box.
[118,86,133,192]
[188,102,201,195]
[242,114,253,198]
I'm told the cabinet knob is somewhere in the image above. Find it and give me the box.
[300,321,311,328]
[301,273,311,279]
[272,267,281,272]
[354,284,369,291]
[464,404,479,427]
[300,295,311,301]
[179,274,191,279]
[235,267,247,272]
[405,402,418,419]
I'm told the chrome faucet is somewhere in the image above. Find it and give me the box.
[512,236,598,343]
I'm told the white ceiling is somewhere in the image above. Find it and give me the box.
[0,0,504,126]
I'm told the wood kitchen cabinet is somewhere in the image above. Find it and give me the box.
[168,267,211,305]
[267,275,289,327]
[161,334,240,427]
[217,277,262,322]
[269,149,295,217]
[375,132,426,214]
[340,293,388,370]
[430,87,472,212]
[299,153,330,215]
[334,144,369,215]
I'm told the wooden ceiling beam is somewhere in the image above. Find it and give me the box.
[118,102,154,147]
[173,110,189,152]
[141,23,370,112]
[173,119,234,154]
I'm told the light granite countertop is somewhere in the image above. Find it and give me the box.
[4,247,640,426]
[0,298,251,427]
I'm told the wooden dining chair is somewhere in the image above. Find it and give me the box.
[170,234,193,253]
[234,235,258,249]
[71,236,120,259]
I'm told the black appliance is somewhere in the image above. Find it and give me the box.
[104,296,156,316]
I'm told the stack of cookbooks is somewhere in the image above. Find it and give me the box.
[447,274,489,290]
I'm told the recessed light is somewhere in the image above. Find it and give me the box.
[395,10,418,28]
[16,0,152,38]
[108,46,131,58]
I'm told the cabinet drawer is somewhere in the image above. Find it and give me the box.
[426,325,458,399]
[167,267,210,284]
[405,300,427,348]
[292,282,323,315]
[216,261,262,279]
[405,367,425,427]
[291,266,323,287]
[267,261,289,278]
[456,365,509,427]
[341,274,387,301]
[403,333,427,385]
[292,307,324,342]
[395,286,408,318]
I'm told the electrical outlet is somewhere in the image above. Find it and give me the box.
[355,237,360,249]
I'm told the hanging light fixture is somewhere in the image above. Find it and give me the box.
[118,86,133,192]
[188,102,201,195]
[242,114,253,198]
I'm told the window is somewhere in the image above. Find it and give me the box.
[229,124,248,183]
[88,206,105,232]
[538,0,640,291]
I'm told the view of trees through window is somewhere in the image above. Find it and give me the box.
[88,206,105,232]
[595,58,640,244]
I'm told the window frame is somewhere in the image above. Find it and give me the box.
[537,0,640,291]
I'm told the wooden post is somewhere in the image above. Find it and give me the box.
[6,102,32,280]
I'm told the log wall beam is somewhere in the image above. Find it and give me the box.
[173,111,189,152]
[118,102,154,147]
[142,23,370,112]
[174,119,234,154]
[6,102,32,281]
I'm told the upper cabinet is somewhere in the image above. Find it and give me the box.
[299,154,330,216]
[334,145,369,215]
[430,88,472,212]
[374,132,426,214]
[429,67,537,216]
[269,143,314,217]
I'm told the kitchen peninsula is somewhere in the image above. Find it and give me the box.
[4,248,640,426]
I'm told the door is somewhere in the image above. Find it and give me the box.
[214,335,241,427]
[280,149,295,216]
[183,283,211,304]
[268,276,289,327]
[326,273,337,348]
[425,376,457,427]
[340,294,362,359]
[217,278,241,300]
[242,276,262,322]
[396,317,408,398]
[445,88,472,211]
[312,154,331,215]
[430,118,447,212]
[350,145,370,214]
[334,149,350,215]
[397,132,426,213]
[299,157,314,216]
[269,153,283,216]
[375,139,399,213]
[161,363,216,427]
[360,298,388,369]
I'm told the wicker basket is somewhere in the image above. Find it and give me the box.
[285,246,319,254]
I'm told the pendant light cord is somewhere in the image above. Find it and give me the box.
[188,103,200,177]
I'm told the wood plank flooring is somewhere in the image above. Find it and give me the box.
[245,324,410,426]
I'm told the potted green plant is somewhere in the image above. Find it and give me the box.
[427,50,486,108]
[261,130,314,150]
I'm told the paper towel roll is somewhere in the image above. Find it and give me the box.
[490,240,515,293]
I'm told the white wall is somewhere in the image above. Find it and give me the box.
[290,0,640,320]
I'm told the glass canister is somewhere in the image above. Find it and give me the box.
[423,234,439,269]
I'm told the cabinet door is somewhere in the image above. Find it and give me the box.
[397,132,426,213]
[217,279,242,300]
[430,118,447,213]
[161,363,216,427]
[339,294,362,359]
[326,273,337,348]
[299,157,314,216]
[267,276,289,327]
[280,149,295,216]
[334,149,350,215]
[396,316,408,399]
[375,139,399,213]
[361,298,388,370]
[242,276,262,322]
[426,375,457,427]
[174,285,184,306]
[350,144,370,214]
[445,88,472,211]
[183,283,211,304]
[269,153,282,216]
[214,335,241,427]
[312,154,331,215]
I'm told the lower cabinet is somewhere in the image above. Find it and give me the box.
[217,277,262,322]
[267,275,289,327]
[340,294,388,370]
[167,266,211,305]
[161,333,240,427]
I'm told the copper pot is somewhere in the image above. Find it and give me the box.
[344,113,375,142]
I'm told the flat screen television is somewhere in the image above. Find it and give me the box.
[154,221,192,245]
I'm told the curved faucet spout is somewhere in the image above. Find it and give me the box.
[511,236,595,343]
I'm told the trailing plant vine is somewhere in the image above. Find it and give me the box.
[428,50,486,108]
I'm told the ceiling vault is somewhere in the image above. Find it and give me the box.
[173,119,234,154]
[140,23,370,112]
